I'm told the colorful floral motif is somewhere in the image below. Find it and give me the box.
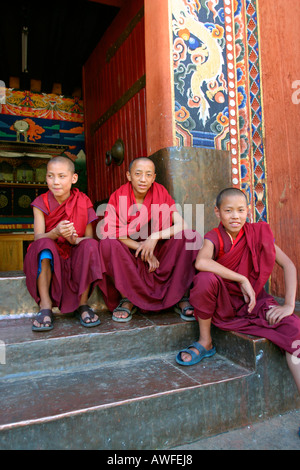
[0,89,87,209]
[172,0,267,222]
[1,89,84,122]
[172,0,229,149]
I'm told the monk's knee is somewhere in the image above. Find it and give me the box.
[100,238,119,250]
[193,272,220,294]
[175,229,202,249]
[78,238,98,254]
[99,238,122,259]
[34,238,56,251]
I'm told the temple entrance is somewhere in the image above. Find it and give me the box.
[83,0,146,205]
[0,0,124,271]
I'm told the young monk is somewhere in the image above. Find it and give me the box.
[97,157,201,322]
[176,187,300,393]
[24,156,102,331]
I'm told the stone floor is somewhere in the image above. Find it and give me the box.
[173,408,300,450]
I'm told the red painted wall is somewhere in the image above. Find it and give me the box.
[259,0,300,299]
[83,0,146,203]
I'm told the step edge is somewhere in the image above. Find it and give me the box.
[1,349,253,381]
[0,368,253,432]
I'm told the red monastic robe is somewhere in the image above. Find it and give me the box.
[190,222,300,354]
[98,182,201,311]
[24,189,102,313]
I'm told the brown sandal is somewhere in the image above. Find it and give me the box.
[77,305,101,328]
[32,309,54,332]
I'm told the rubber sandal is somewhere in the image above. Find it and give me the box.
[32,309,54,332]
[77,305,101,328]
[112,298,137,322]
[174,296,196,321]
[176,342,216,366]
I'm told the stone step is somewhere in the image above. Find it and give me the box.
[0,271,106,316]
[0,349,252,450]
[0,310,200,377]
[1,272,299,449]
[0,309,299,449]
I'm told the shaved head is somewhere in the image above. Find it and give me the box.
[48,156,75,173]
[129,157,155,173]
[216,188,248,209]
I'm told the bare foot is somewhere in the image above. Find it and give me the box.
[178,299,194,318]
[113,300,133,320]
[180,341,213,362]
[32,308,53,331]
[79,307,99,324]
[77,305,100,326]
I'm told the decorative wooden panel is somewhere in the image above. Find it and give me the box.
[259,0,300,299]
[83,0,146,204]
[0,233,34,271]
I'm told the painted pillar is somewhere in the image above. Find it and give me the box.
[145,0,231,233]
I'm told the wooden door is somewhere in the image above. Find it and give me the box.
[83,0,146,205]
[259,0,300,299]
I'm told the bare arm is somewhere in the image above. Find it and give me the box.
[118,237,140,251]
[66,222,95,245]
[135,211,187,261]
[152,210,188,241]
[33,207,94,245]
[117,211,186,272]
[265,244,297,325]
[33,207,74,241]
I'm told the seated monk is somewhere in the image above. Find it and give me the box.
[176,187,300,395]
[24,156,102,331]
[97,157,202,322]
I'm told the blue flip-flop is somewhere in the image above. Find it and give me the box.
[176,342,216,366]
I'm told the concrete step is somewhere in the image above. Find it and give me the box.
[0,350,251,450]
[0,310,299,449]
[0,271,106,316]
[0,310,200,377]
[0,273,299,449]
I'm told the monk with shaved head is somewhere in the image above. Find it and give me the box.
[24,156,102,331]
[98,157,201,322]
[176,187,300,396]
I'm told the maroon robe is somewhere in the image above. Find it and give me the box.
[24,189,103,313]
[98,182,201,311]
[190,222,300,354]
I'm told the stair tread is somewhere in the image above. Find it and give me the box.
[0,310,190,344]
[0,352,251,429]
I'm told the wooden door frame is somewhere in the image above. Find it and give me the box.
[144,0,174,156]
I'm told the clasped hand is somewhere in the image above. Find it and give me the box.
[135,237,159,273]
[55,220,79,244]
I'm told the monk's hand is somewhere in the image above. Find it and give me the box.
[135,237,158,262]
[66,231,79,245]
[239,277,256,313]
[147,254,160,273]
[55,220,75,239]
[265,304,294,325]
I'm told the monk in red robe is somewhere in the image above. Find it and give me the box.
[24,156,102,331]
[176,188,300,393]
[97,157,202,322]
